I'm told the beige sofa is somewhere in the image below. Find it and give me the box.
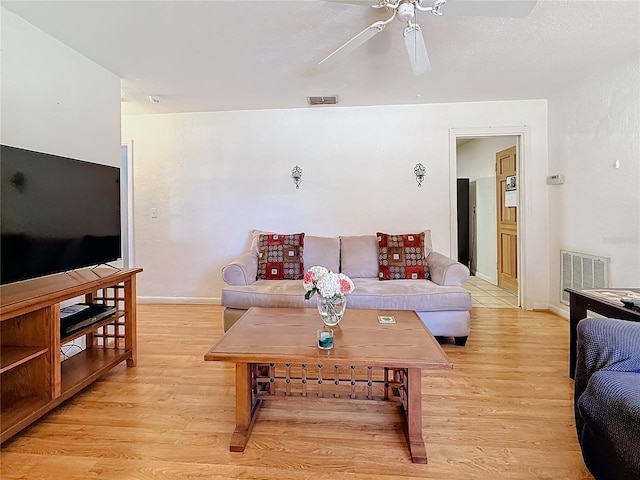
[221,231,472,345]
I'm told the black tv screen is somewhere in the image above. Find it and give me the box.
[1,145,121,285]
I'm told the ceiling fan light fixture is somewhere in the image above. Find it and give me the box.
[397,2,415,22]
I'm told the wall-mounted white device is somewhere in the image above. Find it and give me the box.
[546,174,565,185]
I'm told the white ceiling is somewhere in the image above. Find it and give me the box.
[4,0,639,115]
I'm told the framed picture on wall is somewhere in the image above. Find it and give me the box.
[506,175,517,191]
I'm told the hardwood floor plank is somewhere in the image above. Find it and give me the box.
[1,304,592,479]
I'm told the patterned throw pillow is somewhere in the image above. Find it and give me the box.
[257,233,305,280]
[376,232,429,281]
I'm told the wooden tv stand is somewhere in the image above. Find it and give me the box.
[0,267,142,443]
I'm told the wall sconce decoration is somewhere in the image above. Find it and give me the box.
[291,166,303,189]
[414,163,426,187]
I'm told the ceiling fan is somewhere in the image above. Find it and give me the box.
[319,0,537,76]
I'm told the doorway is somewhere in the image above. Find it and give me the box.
[450,128,525,306]
[121,141,134,268]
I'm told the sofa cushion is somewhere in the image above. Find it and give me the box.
[376,232,429,280]
[304,235,340,273]
[256,233,305,280]
[221,277,471,312]
[340,235,379,278]
[221,280,312,309]
[250,230,340,274]
[422,229,433,257]
[349,278,471,311]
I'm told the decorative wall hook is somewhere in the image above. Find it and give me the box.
[414,163,426,187]
[291,166,303,189]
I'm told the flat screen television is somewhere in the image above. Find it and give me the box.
[1,145,121,285]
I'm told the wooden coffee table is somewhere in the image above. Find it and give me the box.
[204,307,452,463]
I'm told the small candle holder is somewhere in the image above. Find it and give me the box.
[317,326,334,350]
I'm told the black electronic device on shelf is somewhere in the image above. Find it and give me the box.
[60,303,117,339]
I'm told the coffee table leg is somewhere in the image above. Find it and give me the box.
[403,367,427,464]
[230,362,261,452]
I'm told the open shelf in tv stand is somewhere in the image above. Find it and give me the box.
[0,267,142,443]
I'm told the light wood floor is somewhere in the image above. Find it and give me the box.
[1,305,593,480]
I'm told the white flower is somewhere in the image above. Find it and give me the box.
[303,265,354,300]
[309,265,329,277]
[303,265,329,292]
[317,273,341,298]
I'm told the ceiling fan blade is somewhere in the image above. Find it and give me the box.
[442,0,537,18]
[319,20,387,66]
[404,24,430,76]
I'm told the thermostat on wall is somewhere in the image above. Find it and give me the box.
[546,174,565,185]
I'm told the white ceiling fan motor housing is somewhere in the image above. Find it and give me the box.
[397,2,416,22]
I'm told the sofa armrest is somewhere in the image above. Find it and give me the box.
[221,252,258,286]
[575,318,640,399]
[427,251,470,286]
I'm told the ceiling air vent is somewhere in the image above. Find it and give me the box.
[307,96,338,106]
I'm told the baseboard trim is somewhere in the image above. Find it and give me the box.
[137,296,220,305]
[474,272,496,284]
[532,302,549,310]
[548,304,569,319]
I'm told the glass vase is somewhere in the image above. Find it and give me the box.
[317,295,347,327]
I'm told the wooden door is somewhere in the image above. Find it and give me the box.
[496,146,518,293]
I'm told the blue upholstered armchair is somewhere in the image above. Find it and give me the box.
[575,318,640,480]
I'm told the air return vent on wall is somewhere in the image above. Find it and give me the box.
[560,250,610,305]
[307,96,338,106]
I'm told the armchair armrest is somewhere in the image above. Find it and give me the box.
[427,251,470,286]
[221,252,258,286]
[575,318,640,399]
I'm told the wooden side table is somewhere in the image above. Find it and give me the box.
[565,288,640,379]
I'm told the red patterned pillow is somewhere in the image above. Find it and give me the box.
[257,233,305,280]
[376,232,429,281]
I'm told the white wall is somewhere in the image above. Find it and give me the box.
[548,56,640,312]
[4,5,635,315]
[457,137,517,283]
[473,177,497,282]
[0,7,122,361]
[1,8,121,166]
[1,7,123,283]
[123,100,548,306]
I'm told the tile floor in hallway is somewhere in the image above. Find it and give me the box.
[464,275,519,308]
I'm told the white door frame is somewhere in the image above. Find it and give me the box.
[449,126,531,307]
[121,141,135,267]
